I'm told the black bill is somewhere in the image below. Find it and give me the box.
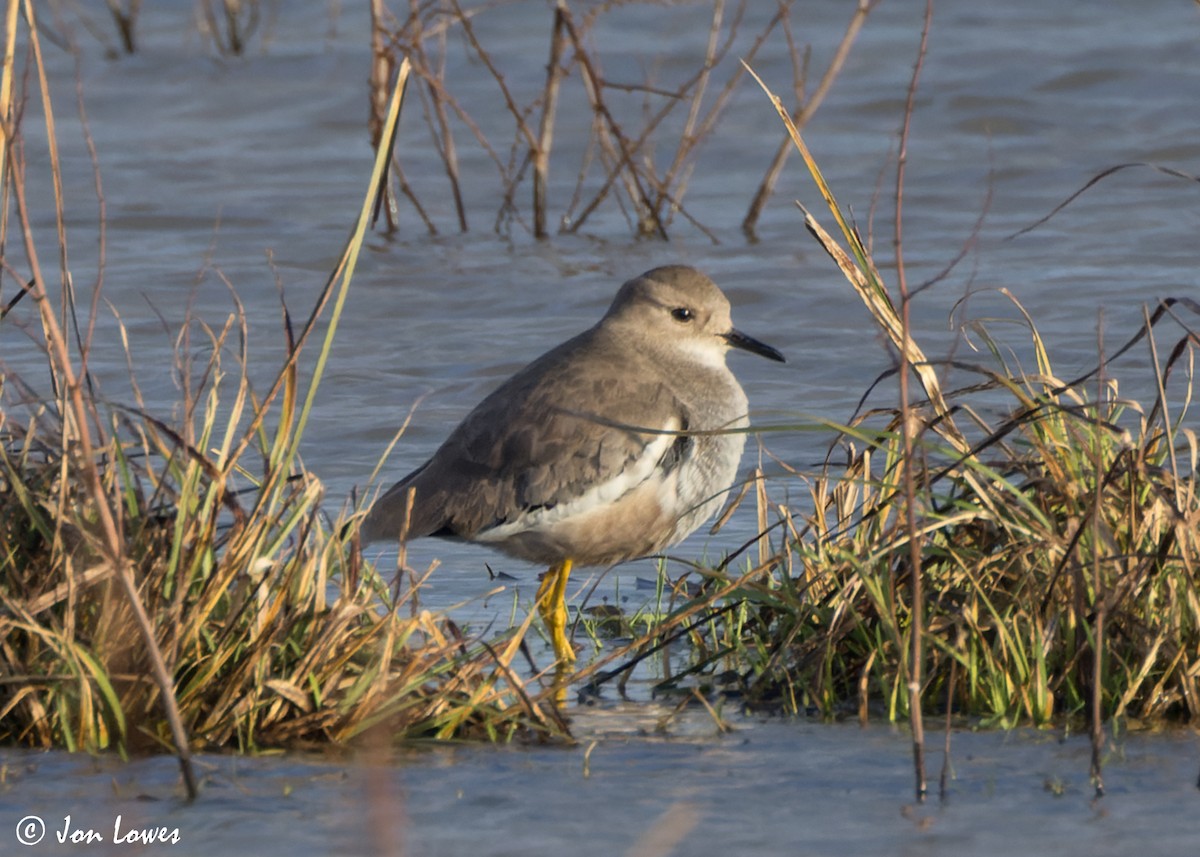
[723,329,785,363]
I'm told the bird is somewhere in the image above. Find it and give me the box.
[360,265,785,665]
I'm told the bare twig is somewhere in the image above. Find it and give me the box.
[8,0,198,798]
[369,0,399,232]
[556,2,667,239]
[1090,311,1107,798]
[104,0,141,53]
[199,0,260,56]
[1008,161,1200,240]
[939,654,956,802]
[414,4,466,231]
[743,0,877,237]
[894,0,934,804]
[533,5,566,238]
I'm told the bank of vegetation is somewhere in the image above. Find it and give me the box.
[2,1,1196,803]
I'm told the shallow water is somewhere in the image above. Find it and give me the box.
[4,0,1200,853]
[3,716,1198,857]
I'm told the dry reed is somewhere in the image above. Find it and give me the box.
[0,12,568,786]
[6,4,1198,793]
[583,65,1200,767]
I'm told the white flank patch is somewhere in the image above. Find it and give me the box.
[476,417,681,541]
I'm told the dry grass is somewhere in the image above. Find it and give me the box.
[0,12,568,796]
[585,71,1200,753]
[5,2,1199,802]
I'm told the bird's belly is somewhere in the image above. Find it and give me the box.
[481,424,747,568]
[479,476,677,567]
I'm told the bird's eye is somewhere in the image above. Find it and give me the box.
[670,307,693,323]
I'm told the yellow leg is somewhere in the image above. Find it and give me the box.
[536,558,576,664]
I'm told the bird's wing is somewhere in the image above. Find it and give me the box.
[365,341,689,541]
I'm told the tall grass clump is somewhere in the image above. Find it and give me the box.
[592,67,1200,743]
[0,11,566,790]
[755,57,1200,729]
[737,297,1200,727]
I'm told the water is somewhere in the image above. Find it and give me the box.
[3,0,1200,853]
[3,717,1198,857]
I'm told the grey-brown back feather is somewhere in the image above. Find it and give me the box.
[360,323,686,543]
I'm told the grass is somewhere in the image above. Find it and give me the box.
[584,70,1200,753]
[725,300,1200,727]
[2,0,1198,803]
[0,13,568,796]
